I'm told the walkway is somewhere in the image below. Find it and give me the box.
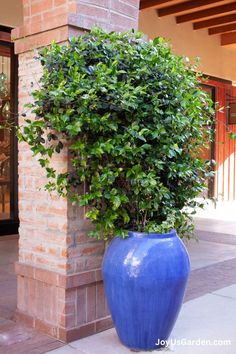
[45,218,236,354]
[1,217,236,354]
[0,235,64,354]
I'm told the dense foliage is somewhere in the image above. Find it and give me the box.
[20,27,214,239]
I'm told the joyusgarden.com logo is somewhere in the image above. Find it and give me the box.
[156,338,232,347]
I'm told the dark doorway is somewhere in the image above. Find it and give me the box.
[0,26,18,235]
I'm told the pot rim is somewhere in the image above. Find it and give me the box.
[127,229,176,239]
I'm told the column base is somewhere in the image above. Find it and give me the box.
[15,310,113,342]
[15,262,112,342]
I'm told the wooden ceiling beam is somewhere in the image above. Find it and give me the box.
[209,22,236,35]
[221,31,236,45]
[140,0,174,10]
[176,2,236,23]
[193,13,236,30]
[158,0,224,17]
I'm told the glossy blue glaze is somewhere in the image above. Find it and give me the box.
[102,229,190,351]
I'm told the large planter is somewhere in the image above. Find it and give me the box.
[102,229,190,350]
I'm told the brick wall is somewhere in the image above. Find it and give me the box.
[12,0,140,53]
[15,0,140,342]
[18,51,105,274]
[18,51,71,273]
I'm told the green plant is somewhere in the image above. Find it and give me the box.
[19,27,214,239]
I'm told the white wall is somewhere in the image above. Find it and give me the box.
[139,9,236,81]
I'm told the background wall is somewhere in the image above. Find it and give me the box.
[139,9,236,82]
[0,0,23,28]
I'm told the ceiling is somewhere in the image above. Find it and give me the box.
[139,0,236,46]
[0,0,23,28]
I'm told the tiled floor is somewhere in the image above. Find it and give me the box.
[46,222,236,354]
[49,284,236,354]
[1,218,236,354]
[0,235,64,354]
[48,219,236,354]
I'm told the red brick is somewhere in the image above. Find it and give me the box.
[59,313,76,328]
[65,289,77,303]
[95,316,113,332]
[95,269,103,282]
[110,0,138,19]
[96,282,107,319]
[61,300,76,315]
[53,0,66,6]
[68,2,77,13]
[15,309,35,327]
[43,6,68,20]
[74,258,87,272]
[66,271,96,289]
[15,262,35,278]
[33,244,46,253]
[31,13,42,23]
[23,4,30,18]
[79,0,109,6]
[127,0,140,7]
[30,20,42,35]
[57,263,73,272]
[86,285,96,322]
[14,26,69,54]
[61,249,69,258]
[85,255,103,271]
[34,267,59,286]
[65,322,96,342]
[31,0,53,16]
[35,318,58,338]
[77,3,109,21]
[81,244,104,256]
[17,276,26,312]
[110,11,137,28]
[35,280,44,316]
[76,288,87,325]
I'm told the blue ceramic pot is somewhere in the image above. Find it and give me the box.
[102,229,190,351]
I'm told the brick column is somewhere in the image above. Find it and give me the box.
[13,0,140,342]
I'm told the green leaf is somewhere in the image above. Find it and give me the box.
[20,26,214,241]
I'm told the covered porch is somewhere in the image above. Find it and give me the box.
[0,0,236,349]
[139,0,236,203]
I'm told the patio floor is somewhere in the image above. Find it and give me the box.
[47,284,236,354]
[0,235,17,322]
[0,235,64,354]
[46,218,236,354]
[1,217,236,354]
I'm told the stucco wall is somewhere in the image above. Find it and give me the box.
[0,0,23,28]
[139,9,236,82]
